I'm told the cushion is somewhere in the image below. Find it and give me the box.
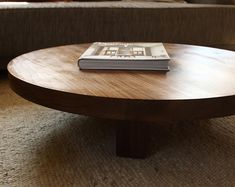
[187,0,235,4]
[123,0,186,3]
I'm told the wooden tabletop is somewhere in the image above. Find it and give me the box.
[7,43,235,122]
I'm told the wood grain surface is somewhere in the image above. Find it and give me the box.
[7,43,235,122]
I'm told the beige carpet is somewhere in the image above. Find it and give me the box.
[1,70,235,187]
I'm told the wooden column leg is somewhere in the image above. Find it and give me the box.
[116,121,150,159]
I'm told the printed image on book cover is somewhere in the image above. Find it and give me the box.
[91,43,169,60]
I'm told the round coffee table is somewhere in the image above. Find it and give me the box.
[8,43,235,158]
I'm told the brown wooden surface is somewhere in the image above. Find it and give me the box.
[7,43,235,122]
[116,121,150,158]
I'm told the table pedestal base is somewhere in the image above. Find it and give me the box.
[116,121,150,159]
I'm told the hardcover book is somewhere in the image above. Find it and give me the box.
[78,42,170,70]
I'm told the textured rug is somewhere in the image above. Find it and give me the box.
[1,70,235,187]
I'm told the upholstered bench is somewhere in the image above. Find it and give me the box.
[1,1,235,69]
